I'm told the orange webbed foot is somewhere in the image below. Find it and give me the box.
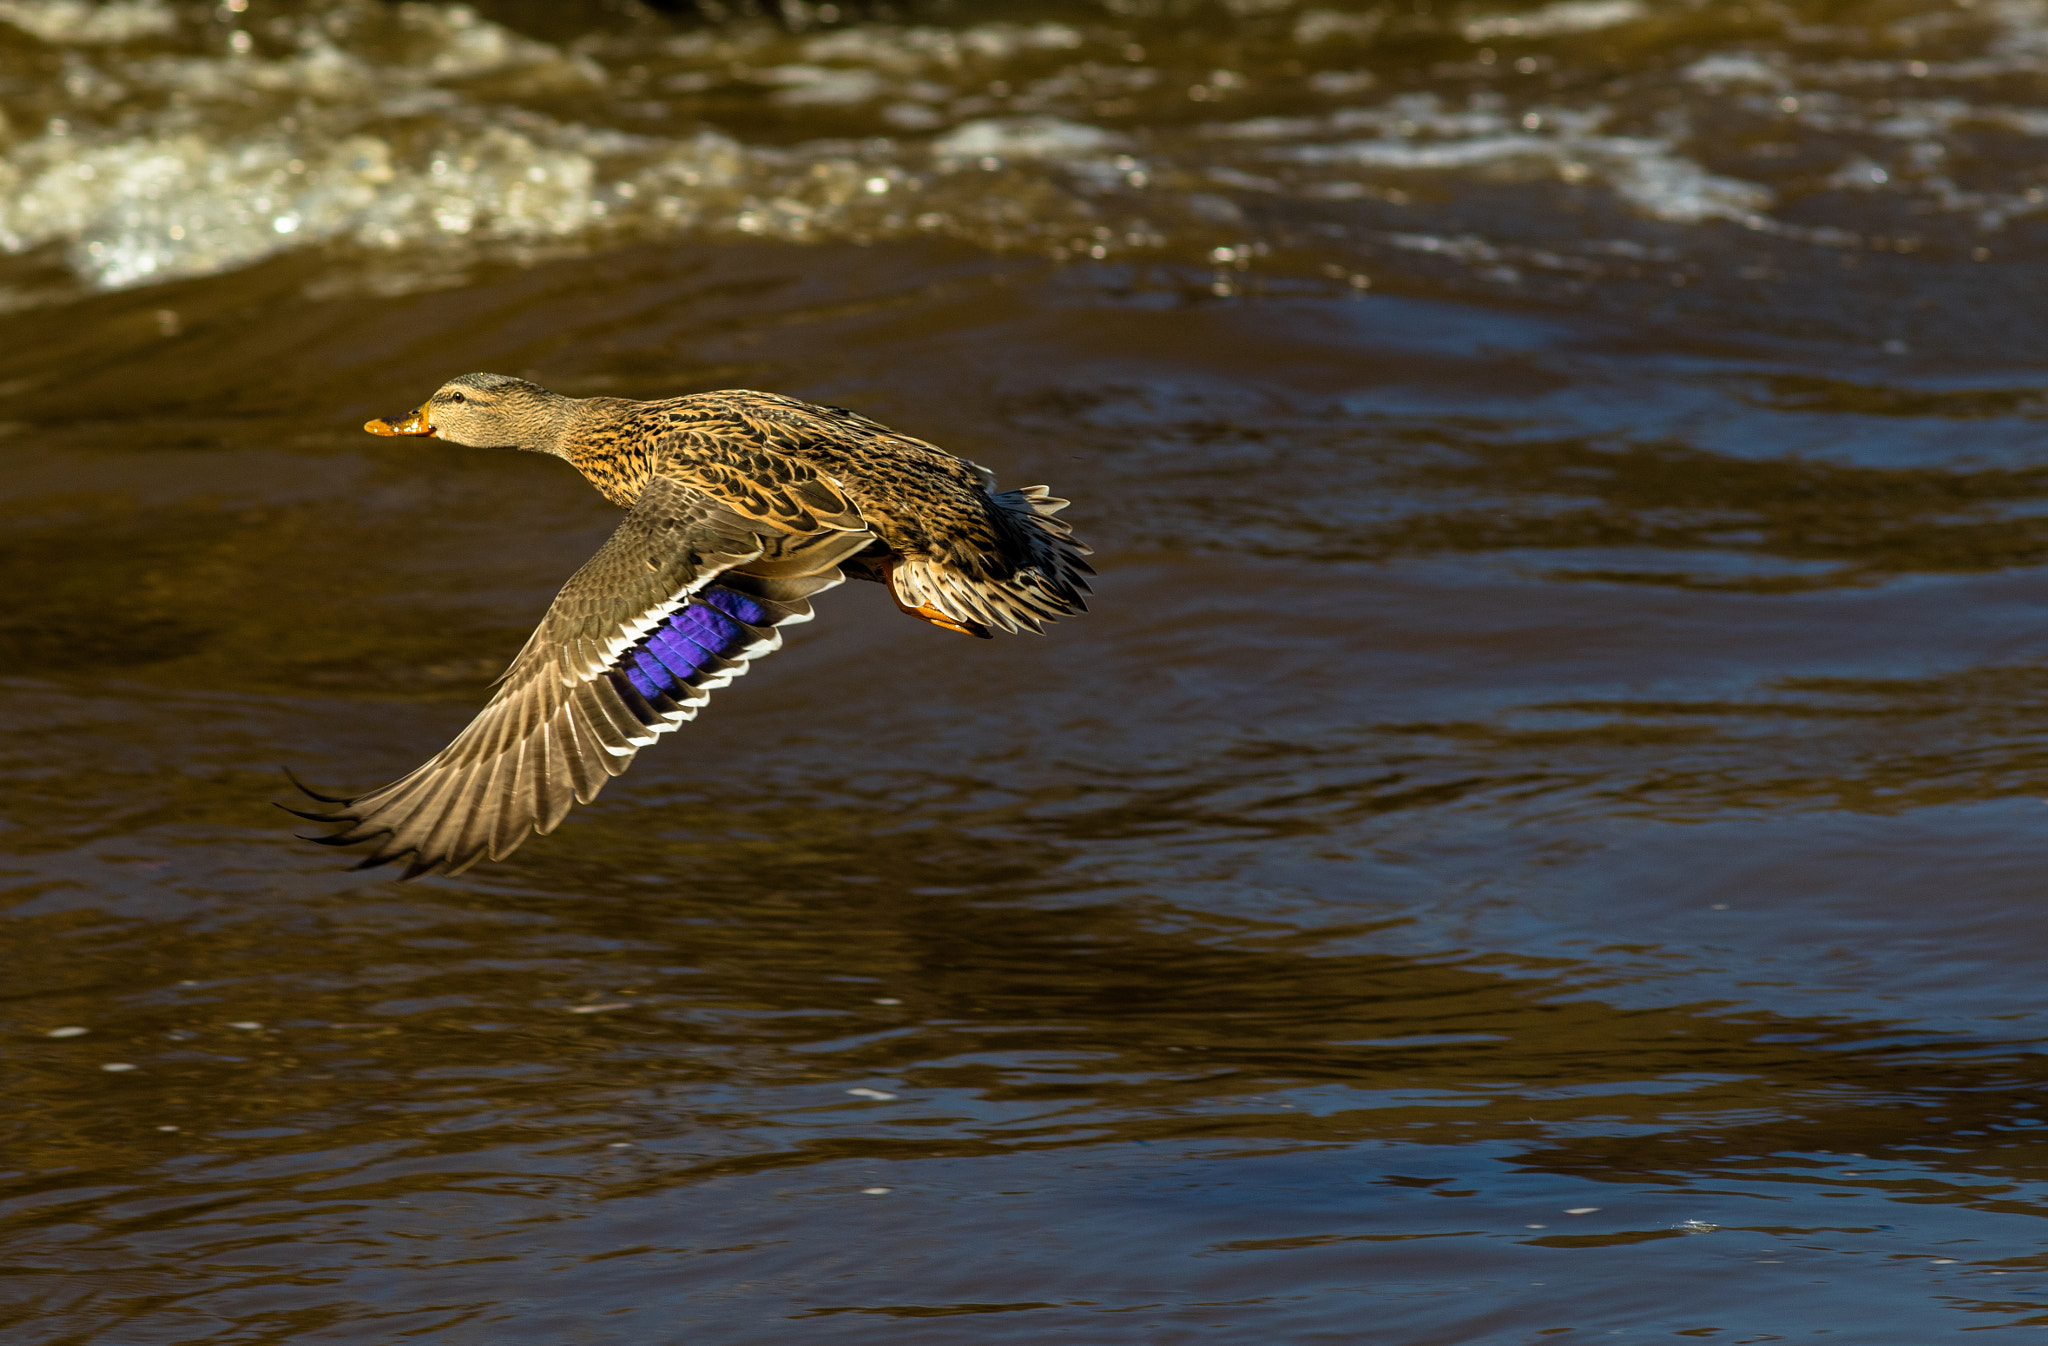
[883,559,995,639]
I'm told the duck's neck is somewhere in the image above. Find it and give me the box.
[546,397,654,508]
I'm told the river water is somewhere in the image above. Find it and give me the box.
[7,0,2048,1341]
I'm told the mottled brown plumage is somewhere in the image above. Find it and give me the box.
[289,373,1092,878]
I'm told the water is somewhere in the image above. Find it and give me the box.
[8,0,2048,1341]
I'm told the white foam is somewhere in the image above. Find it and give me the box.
[800,20,1082,73]
[0,0,2027,301]
[1329,92,1520,140]
[1309,70,1379,97]
[1828,156,1893,190]
[397,2,579,83]
[932,117,1126,162]
[1682,53,1789,90]
[1299,133,1546,171]
[1597,139,1773,223]
[1293,10,1383,44]
[0,120,614,287]
[1990,0,2048,57]
[1463,0,1647,43]
[0,0,173,45]
[1281,125,1771,225]
[758,64,888,107]
[0,3,1109,290]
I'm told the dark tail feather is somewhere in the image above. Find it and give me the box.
[277,801,358,824]
[281,766,353,804]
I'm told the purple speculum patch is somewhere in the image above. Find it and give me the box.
[621,586,770,701]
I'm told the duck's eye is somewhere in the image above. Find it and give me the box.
[450,391,466,403]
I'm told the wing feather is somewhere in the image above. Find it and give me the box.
[297,476,867,876]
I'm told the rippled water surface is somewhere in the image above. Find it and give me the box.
[10,0,2048,1342]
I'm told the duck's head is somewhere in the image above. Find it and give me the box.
[364,372,568,451]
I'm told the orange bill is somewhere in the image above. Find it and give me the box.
[364,402,435,437]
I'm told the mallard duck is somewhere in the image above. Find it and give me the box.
[286,373,1092,878]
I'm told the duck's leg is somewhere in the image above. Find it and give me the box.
[882,558,993,638]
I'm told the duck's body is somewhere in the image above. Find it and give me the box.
[556,388,1085,635]
[290,373,1091,878]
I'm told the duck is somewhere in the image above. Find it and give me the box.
[285,372,1092,879]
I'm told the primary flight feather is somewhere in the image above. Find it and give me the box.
[287,373,1092,879]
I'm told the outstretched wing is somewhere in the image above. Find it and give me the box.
[293,476,868,878]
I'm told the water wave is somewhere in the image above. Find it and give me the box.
[3,0,2048,324]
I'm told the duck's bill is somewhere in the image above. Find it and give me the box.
[364,402,436,436]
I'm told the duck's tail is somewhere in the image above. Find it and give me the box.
[887,486,1095,638]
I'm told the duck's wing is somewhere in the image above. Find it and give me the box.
[291,475,870,879]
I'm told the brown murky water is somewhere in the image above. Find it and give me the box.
[10,1,2048,1341]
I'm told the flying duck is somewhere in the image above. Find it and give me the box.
[287,373,1092,878]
